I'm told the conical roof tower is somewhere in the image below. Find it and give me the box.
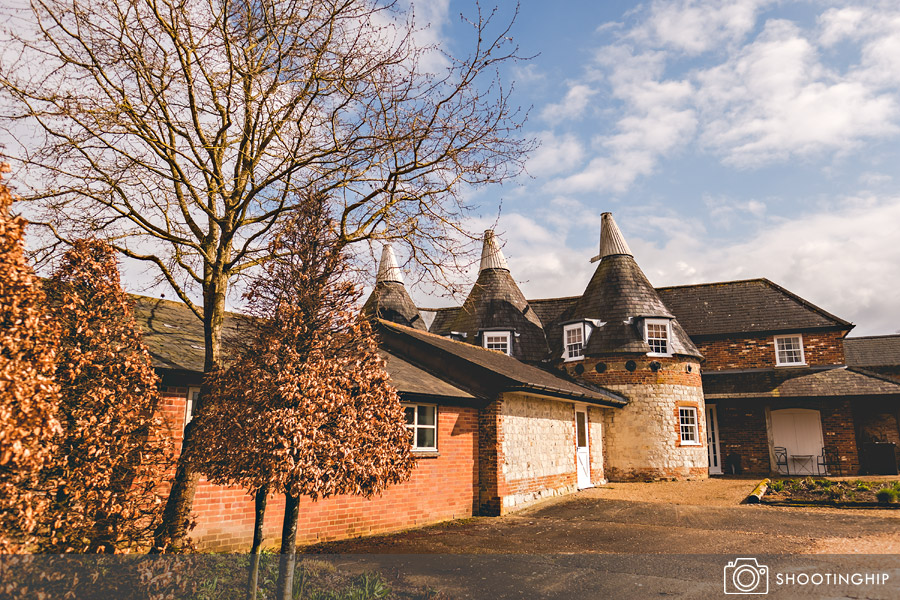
[558,212,707,483]
[446,230,549,362]
[565,213,700,358]
[362,245,426,330]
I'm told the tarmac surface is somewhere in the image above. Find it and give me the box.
[304,481,900,599]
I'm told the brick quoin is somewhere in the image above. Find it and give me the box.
[160,386,479,551]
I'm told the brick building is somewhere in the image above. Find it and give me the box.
[137,212,900,550]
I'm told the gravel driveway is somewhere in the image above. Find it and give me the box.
[304,478,900,599]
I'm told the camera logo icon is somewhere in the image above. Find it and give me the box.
[724,558,769,594]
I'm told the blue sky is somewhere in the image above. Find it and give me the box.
[409,0,900,336]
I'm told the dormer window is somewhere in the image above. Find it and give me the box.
[645,319,671,356]
[483,331,511,356]
[775,335,805,366]
[564,323,585,361]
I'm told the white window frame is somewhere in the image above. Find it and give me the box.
[483,331,511,356]
[774,334,806,366]
[678,406,701,446]
[185,386,201,429]
[402,403,438,452]
[645,318,671,357]
[563,323,586,361]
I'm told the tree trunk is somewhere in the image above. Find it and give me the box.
[246,485,269,600]
[152,272,228,551]
[276,493,301,600]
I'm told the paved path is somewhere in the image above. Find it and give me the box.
[305,493,900,598]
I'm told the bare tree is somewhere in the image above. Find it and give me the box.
[1,0,529,545]
[187,200,414,599]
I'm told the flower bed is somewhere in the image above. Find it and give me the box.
[762,478,900,508]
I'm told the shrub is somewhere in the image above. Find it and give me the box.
[876,488,899,504]
[770,480,785,493]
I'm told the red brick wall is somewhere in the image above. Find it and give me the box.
[697,331,846,371]
[715,401,771,474]
[478,399,503,516]
[160,387,479,551]
[854,399,900,447]
[564,356,703,387]
[713,398,861,475]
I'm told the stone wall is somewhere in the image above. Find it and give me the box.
[497,393,578,510]
[569,356,708,481]
[488,393,612,511]
[600,383,708,480]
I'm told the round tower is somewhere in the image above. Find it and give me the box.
[556,213,707,481]
[362,245,427,330]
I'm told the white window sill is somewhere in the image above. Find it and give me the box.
[647,352,672,358]
[680,441,702,446]
[564,356,584,362]
[775,362,807,368]
[412,449,439,457]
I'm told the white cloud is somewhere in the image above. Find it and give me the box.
[534,3,900,192]
[540,84,598,124]
[526,131,585,178]
[413,193,900,336]
[548,49,696,193]
[633,196,900,336]
[696,19,900,167]
[634,0,773,55]
[704,195,767,228]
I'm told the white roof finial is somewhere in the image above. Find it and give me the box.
[591,212,633,263]
[376,245,404,283]
[479,230,509,272]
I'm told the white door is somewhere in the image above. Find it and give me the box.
[771,409,824,475]
[706,405,722,475]
[575,409,592,489]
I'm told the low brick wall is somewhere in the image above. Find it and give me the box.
[161,386,479,551]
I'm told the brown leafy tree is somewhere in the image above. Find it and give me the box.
[41,239,173,553]
[0,0,531,544]
[187,199,414,599]
[0,166,61,553]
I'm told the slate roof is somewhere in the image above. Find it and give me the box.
[132,294,471,400]
[421,306,459,335]
[362,281,427,331]
[529,297,577,330]
[378,350,475,400]
[376,320,628,407]
[444,267,550,363]
[657,279,852,337]
[133,295,243,373]
[555,254,700,358]
[845,335,900,368]
[702,366,900,399]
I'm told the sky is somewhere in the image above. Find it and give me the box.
[405,0,900,337]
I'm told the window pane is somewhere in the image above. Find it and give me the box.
[776,336,803,364]
[417,427,435,449]
[418,405,435,426]
[576,412,587,448]
[404,406,415,425]
[647,322,668,354]
[679,408,697,442]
